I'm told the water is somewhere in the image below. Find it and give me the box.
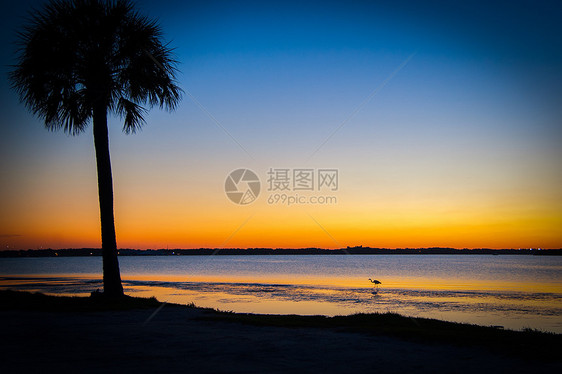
[1,255,561,333]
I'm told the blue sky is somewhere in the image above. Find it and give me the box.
[1,0,561,249]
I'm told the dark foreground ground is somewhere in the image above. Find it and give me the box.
[1,291,560,373]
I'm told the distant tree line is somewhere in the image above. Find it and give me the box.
[0,247,560,257]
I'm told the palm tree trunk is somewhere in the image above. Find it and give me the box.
[93,104,124,297]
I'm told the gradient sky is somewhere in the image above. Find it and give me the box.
[1,0,561,250]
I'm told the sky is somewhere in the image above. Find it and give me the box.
[0,0,561,250]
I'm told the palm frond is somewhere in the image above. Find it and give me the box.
[117,97,146,134]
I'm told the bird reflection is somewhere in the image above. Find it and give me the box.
[369,278,381,295]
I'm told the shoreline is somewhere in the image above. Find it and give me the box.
[1,290,560,373]
[2,273,561,333]
[2,247,561,257]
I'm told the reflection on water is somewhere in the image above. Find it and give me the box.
[1,255,560,292]
[1,274,561,333]
[1,255,561,332]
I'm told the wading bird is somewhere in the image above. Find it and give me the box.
[369,278,382,295]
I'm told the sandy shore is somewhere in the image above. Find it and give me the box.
[1,304,560,374]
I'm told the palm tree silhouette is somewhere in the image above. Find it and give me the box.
[10,0,181,297]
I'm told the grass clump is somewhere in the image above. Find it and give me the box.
[201,309,562,361]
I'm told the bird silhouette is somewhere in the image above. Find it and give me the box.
[368,278,381,285]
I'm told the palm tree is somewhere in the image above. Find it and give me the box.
[10,0,181,297]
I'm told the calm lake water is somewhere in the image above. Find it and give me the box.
[1,255,561,333]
